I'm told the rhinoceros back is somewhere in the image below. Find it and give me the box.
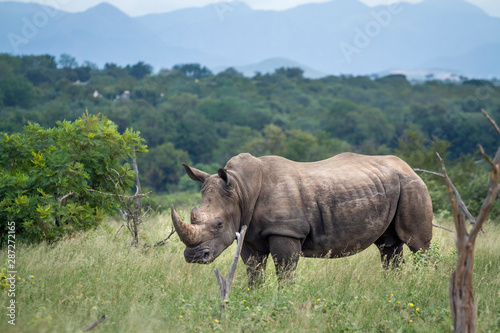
[250,153,432,258]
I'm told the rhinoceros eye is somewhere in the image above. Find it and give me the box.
[215,220,223,230]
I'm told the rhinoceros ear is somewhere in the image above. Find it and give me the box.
[218,168,229,185]
[182,163,210,183]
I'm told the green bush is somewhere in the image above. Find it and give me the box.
[0,112,147,244]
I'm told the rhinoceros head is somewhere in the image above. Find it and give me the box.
[171,163,241,264]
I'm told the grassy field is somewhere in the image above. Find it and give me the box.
[2,214,499,332]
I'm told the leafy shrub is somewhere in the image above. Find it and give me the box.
[0,112,147,244]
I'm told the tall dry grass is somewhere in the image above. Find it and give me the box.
[2,214,499,332]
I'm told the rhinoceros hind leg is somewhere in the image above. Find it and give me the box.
[375,222,404,268]
[241,243,269,289]
[377,240,404,269]
[268,235,302,284]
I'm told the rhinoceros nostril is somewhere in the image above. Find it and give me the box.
[203,251,210,263]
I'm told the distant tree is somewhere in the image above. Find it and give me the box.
[375,74,410,86]
[22,54,57,70]
[217,67,243,78]
[81,61,99,71]
[138,142,191,192]
[25,67,61,85]
[0,76,36,108]
[103,63,128,78]
[127,61,153,80]
[173,63,213,79]
[58,53,78,69]
[73,66,92,82]
[275,67,304,79]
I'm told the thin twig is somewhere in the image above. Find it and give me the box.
[414,168,477,226]
[482,109,500,136]
[113,224,124,240]
[127,238,138,249]
[437,152,468,240]
[433,223,455,233]
[58,190,75,202]
[154,228,176,247]
[470,145,500,242]
[132,147,142,213]
[478,144,496,169]
[87,188,151,199]
[83,315,108,332]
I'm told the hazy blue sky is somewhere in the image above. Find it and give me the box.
[2,0,500,17]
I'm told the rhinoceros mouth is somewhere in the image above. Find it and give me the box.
[184,248,214,264]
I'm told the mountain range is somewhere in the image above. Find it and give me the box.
[0,0,499,78]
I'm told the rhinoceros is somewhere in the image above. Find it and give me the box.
[171,153,433,286]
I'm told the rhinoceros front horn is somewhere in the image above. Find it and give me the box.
[171,205,201,246]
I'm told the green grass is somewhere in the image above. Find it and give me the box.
[2,215,500,332]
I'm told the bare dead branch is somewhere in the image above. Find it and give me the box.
[214,225,248,309]
[432,223,455,233]
[414,168,477,226]
[481,109,500,136]
[87,188,151,199]
[143,227,177,251]
[437,152,468,240]
[478,144,496,169]
[442,110,500,332]
[470,149,500,242]
[83,315,108,332]
[127,238,138,248]
[154,227,176,247]
[58,190,75,202]
[113,224,124,240]
[413,168,443,178]
[132,147,142,213]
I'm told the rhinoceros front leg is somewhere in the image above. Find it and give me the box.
[241,243,269,289]
[268,235,302,284]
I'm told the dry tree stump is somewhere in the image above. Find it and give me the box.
[429,110,499,333]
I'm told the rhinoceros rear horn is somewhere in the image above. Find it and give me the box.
[171,205,201,246]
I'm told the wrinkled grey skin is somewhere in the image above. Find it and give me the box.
[172,153,433,286]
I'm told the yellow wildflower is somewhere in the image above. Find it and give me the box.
[410,303,414,307]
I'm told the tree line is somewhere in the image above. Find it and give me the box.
[1,53,499,222]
